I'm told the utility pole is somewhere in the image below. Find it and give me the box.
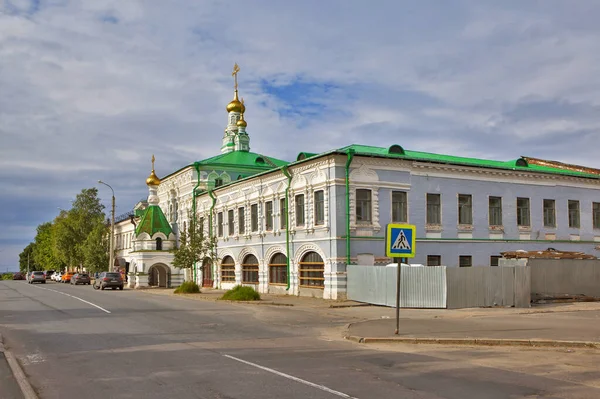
[98,180,115,272]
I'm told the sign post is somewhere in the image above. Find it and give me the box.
[385,224,416,335]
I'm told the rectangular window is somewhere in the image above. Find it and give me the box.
[280,198,287,229]
[228,210,234,236]
[295,194,305,226]
[459,255,472,267]
[217,212,223,237]
[489,197,502,226]
[427,255,441,266]
[426,193,441,224]
[214,178,223,187]
[251,204,259,232]
[392,191,408,223]
[543,199,556,227]
[314,190,325,225]
[199,217,205,232]
[265,201,273,231]
[356,189,372,223]
[594,202,600,229]
[458,194,472,225]
[517,197,530,227]
[490,256,500,267]
[568,200,580,228]
[238,207,245,234]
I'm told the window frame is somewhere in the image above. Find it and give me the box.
[488,196,503,227]
[490,256,500,267]
[220,256,235,282]
[241,254,259,284]
[459,255,472,267]
[251,203,259,232]
[543,199,556,228]
[458,194,473,225]
[228,209,235,236]
[391,191,408,223]
[268,253,287,285]
[314,190,325,225]
[426,193,441,225]
[356,189,372,223]
[593,202,600,230]
[298,251,324,288]
[426,255,441,266]
[238,207,245,234]
[516,197,530,227]
[280,197,287,229]
[295,194,305,227]
[265,201,273,231]
[568,200,580,228]
[217,212,223,237]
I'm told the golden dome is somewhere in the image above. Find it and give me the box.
[237,113,247,128]
[226,90,245,113]
[146,170,161,186]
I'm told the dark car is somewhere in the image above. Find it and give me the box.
[45,270,55,280]
[70,273,91,285]
[93,272,124,290]
[12,272,25,280]
[28,271,46,284]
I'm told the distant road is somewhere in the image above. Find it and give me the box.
[1,280,598,399]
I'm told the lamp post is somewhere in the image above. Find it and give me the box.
[98,180,115,272]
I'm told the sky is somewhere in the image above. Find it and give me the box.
[2,0,600,271]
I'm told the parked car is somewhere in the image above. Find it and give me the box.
[45,270,55,280]
[53,272,63,282]
[93,272,124,290]
[61,272,75,283]
[70,273,91,285]
[28,271,46,284]
[12,272,25,280]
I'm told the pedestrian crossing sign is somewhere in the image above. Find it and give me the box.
[385,224,416,258]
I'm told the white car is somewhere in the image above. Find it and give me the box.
[53,272,63,282]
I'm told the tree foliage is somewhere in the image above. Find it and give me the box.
[32,222,65,271]
[82,222,109,273]
[19,242,38,272]
[171,213,217,271]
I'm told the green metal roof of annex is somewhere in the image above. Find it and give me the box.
[327,144,600,180]
[135,205,173,238]
[196,150,288,170]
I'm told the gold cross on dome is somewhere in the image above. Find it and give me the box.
[232,63,240,90]
[151,154,155,170]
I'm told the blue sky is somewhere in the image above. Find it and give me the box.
[2,0,600,270]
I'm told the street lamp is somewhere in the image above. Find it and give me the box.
[98,180,115,272]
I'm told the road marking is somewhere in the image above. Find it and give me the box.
[32,286,111,314]
[223,354,359,399]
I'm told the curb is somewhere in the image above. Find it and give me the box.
[0,334,38,399]
[344,335,600,349]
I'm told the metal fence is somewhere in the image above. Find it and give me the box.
[528,259,600,298]
[347,264,531,309]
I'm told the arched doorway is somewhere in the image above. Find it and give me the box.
[202,257,213,287]
[148,263,171,288]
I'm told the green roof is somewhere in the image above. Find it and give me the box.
[135,205,173,238]
[197,150,288,171]
[333,144,600,180]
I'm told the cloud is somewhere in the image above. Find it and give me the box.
[2,0,600,267]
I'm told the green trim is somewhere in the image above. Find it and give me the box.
[345,149,355,265]
[281,166,292,291]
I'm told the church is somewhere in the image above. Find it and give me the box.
[112,65,600,299]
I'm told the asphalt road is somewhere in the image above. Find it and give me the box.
[1,280,599,399]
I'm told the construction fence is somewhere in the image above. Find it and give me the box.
[347,264,531,309]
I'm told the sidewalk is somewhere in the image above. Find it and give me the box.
[140,288,600,348]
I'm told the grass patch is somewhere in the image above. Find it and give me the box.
[221,285,261,301]
[174,280,200,294]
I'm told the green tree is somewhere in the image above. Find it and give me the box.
[18,242,38,272]
[81,222,109,273]
[54,188,106,269]
[32,222,65,271]
[171,214,217,273]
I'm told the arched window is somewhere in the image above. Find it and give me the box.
[299,251,324,288]
[269,253,287,285]
[221,256,235,282]
[242,254,259,283]
[156,237,162,250]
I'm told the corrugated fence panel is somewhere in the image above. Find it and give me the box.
[347,265,388,306]
[530,259,600,297]
[397,266,446,308]
[514,266,531,308]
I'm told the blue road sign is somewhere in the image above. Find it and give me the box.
[385,224,416,258]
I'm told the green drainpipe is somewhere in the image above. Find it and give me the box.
[208,189,217,287]
[345,149,355,266]
[281,166,292,290]
[192,162,201,283]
